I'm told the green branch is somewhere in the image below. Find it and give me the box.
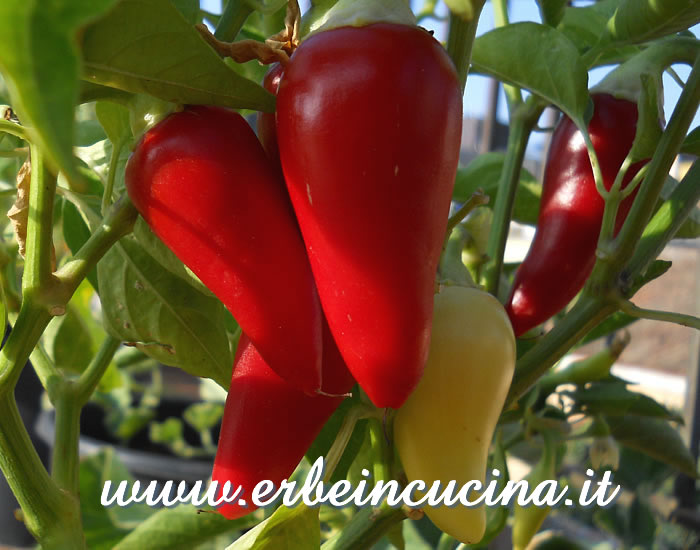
[446,1,485,93]
[483,98,544,297]
[214,0,254,41]
[492,0,521,110]
[618,300,700,330]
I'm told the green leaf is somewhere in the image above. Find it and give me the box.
[557,0,619,53]
[604,0,700,46]
[80,448,155,550]
[453,152,541,225]
[81,0,274,112]
[567,381,683,423]
[606,415,697,478]
[132,218,214,296]
[95,101,132,149]
[226,504,320,550]
[42,303,95,374]
[628,495,657,547]
[113,504,258,550]
[97,233,233,388]
[171,0,200,23]
[660,174,700,240]
[536,0,567,27]
[471,22,589,123]
[0,0,119,185]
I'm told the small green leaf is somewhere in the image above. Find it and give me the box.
[604,0,700,46]
[97,234,233,388]
[607,416,697,477]
[80,448,155,550]
[471,22,589,123]
[81,0,274,112]
[453,152,541,225]
[95,101,132,148]
[225,504,320,550]
[113,504,258,550]
[0,0,119,185]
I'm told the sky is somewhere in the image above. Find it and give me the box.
[201,0,699,155]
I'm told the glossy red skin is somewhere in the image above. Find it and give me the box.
[125,105,322,393]
[257,63,284,169]
[276,23,462,409]
[506,94,648,337]
[212,324,355,520]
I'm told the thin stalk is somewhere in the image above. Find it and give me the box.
[55,195,138,296]
[625,160,700,280]
[445,190,489,235]
[369,417,390,483]
[483,99,543,296]
[445,1,485,93]
[505,296,616,408]
[617,300,700,330]
[102,136,127,214]
[51,386,82,494]
[76,334,121,402]
[0,148,28,158]
[323,404,375,483]
[492,0,521,109]
[215,0,254,41]
[437,532,457,550]
[597,155,634,247]
[23,144,57,295]
[28,345,62,399]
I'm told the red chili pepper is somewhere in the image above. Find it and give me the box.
[212,322,354,520]
[505,93,648,337]
[276,23,462,408]
[125,105,322,394]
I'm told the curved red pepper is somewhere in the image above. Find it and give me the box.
[506,94,648,337]
[276,23,462,408]
[125,105,322,393]
[212,323,354,520]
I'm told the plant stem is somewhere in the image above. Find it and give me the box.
[321,504,406,550]
[323,404,375,482]
[483,98,543,297]
[491,0,521,110]
[0,396,84,549]
[51,386,82,494]
[445,1,485,93]
[28,345,62,399]
[55,195,138,296]
[624,160,700,280]
[369,417,390,483]
[437,532,457,550]
[23,144,57,296]
[76,334,121,402]
[445,190,489,235]
[215,0,254,41]
[617,300,700,330]
[505,296,616,408]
